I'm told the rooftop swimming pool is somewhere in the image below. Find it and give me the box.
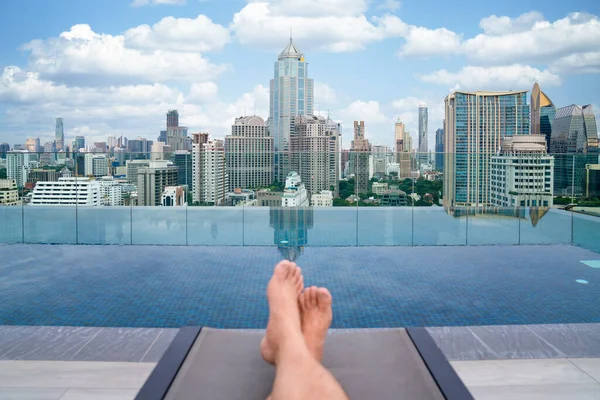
[1,244,598,329]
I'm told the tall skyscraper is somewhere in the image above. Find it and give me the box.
[171,150,193,188]
[394,118,405,162]
[394,118,411,178]
[531,83,556,151]
[166,126,189,151]
[435,128,444,172]
[137,160,179,206]
[291,115,340,196]
[225,115,273,191]
[269,38,314,182]
[351,121,371,194]
[417,103,428,166]
[192,133,228,205]
[55,118,64,151]
[550,104,598,196]
[443,90,530,210]
[107,136,117,149]
[0,143,10,159]
[25,137,41,153]
[167,110,179,128]
[7,151,31,188]
[72,136,85,152]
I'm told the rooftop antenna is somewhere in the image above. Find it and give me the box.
[290,28,293,44]
[253,102,256,116]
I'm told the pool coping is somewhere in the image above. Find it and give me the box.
[1,323,599,363]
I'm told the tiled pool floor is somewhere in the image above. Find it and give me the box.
[0,244,598,328]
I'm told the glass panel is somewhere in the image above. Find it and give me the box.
[573,212,600,253]
[131,207,186,245]
[0,206,22,243]
[243,207,277,246]
[308,208,357,246]
[77,207,132,245]
[519,208,572,245]
[187,207,244,245]
[466,207,519,245]
[413,207,467,245]
[23,206,77,244]
[358,208,412,246]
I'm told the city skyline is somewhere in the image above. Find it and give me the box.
[0,0,599,150]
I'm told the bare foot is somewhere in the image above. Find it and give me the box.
[260,261,303,364]
[300,286,332,362]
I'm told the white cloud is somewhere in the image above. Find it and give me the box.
[131,0,186,7]
[463,12,600,65]
[124,15,230,53]
[246,0,368,17]
[231,2,406,52]
[550,52,600,74]
[187,82,219,102]
[479,11,545,35]
[376,0,401,12]
[314,82,337,107]
[418,65,561,91]
[397,26,461,58]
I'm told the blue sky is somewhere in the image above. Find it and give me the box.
[0,0,599,150]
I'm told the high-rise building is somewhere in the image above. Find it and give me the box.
[0,179,19,205]
[225,115,273,191]
[417,103,428,166]
[167,110,179,128]
[72,136,85,152]
[55,118,64,151]
[291,115,340,196]
[394,118,412,178]
[435,128,444,172]
[98,176,132,206]
[550,104,598,196]
[269,38,314,182]
[192,133,228,205]
[586,164,600,198]
[126,159,151,183]
[166,126,189,151]
[158,130,167,143]
[444,90,530,210]
[171,150,192,188]
[93,142,107,153]
[84,154,109,177]
[128,138,153,159]
[371,145,389,177]
[7,151,31,188]
[107,136,117,149]
[490,135,554,208]
[28,169,59,186]
[394,118,405,162]
[25,138,41,153]
[531,83,556,152]
[137,160,179,206]
[351,121,371,194]
[341,149,350,178]
[0,143,10,159]
[40,141,56,166]
[31,177,100,206]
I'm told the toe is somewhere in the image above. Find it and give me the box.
[317,287,332,308]
[274,260,293,279]
[310,286,318,307]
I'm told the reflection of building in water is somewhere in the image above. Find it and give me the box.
[270,207,314,262]
[451,206,550,228]
[270,172,313,261]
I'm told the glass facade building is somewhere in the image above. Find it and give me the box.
[417,103,428,166]
[443,91,530,210]
[55,118,64,151]
[435,128,444,172]
[550,104,599,196]
[531,83,556,152]
[269,39,314,182]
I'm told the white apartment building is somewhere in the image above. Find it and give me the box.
[310,190,333,207]
[30,177,100,206]
[291,115,340,196]
[0,179,19,205]
[126,160,151,183]
[490,135,554,208]
[225,115,273,191]
[7,151,31,188]
[84,154,109,178]
[282,171,309,207]
[192,133,228,206]
[372,182,389,196]
[98,177,132,206]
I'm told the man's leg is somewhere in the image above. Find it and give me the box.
[264,261,348,400]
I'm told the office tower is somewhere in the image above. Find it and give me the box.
[192,133,228,205]
[93,142,107,153]
[0,179,19,205]
[73,136,85,152]
[586,164,600,198]
[550,104,598,196]
[0,143,9,159]
[107,136,117,149]
[126,159,151,183]
[158,130,167,143]
[417,103,428,166]
[40,142,56,166]
[394,118,405,162]
[435,128,444,172]
[444,90,530,210]
[167,126,189,151]
[225,115,273,191]
[25,137,41,153]
[31,177,100,206]
[282,171,309,207]
[7,151,31,187]
[490,135,554,207]
[371,145,388,177]
[13,144,24,151]
[290,115,340,196]
[84,154,109,177]
[340,149,350,178]
[531,83,557,152]
[351,121,371,194]
[394,118,412,179]
[137,160,178,206]
[127,138,153,159]
[171,150,192,187]
[270,38,314,182]
[161,186,187,207]
[167,110,179,128]
[55,118,64,151]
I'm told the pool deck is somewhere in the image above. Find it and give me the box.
[1,324,599,399]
